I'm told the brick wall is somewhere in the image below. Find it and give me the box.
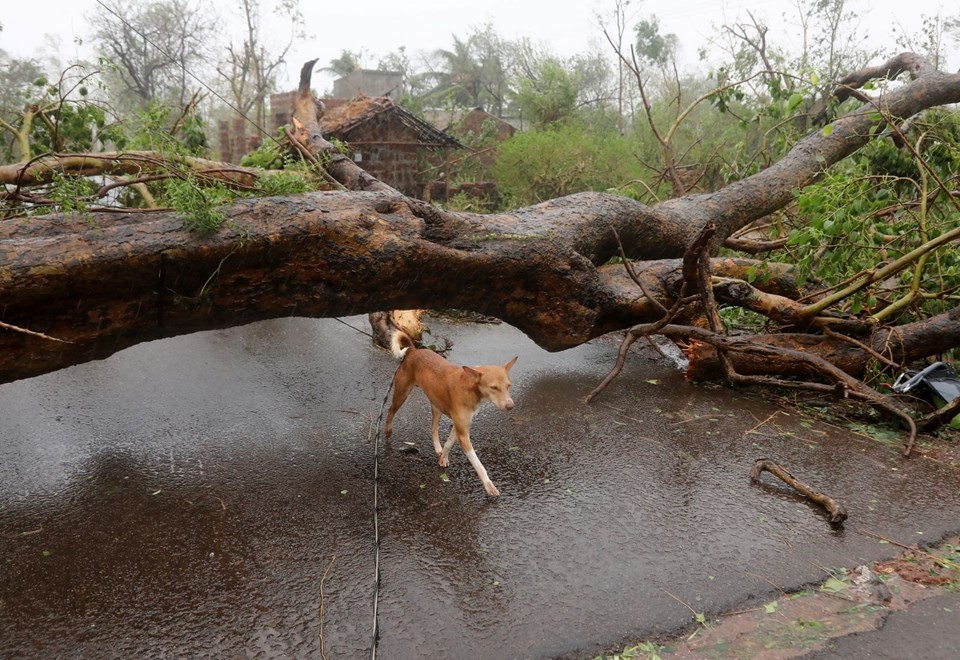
[338,113,449,198]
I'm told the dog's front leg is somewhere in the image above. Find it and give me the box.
[454,424,500,497]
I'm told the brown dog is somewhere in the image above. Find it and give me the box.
[385,331,517,497]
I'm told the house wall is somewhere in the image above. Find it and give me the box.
[270,91,299,132]
[341,114,447,198]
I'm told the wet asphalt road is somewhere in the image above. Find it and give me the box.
[2,316,960,658]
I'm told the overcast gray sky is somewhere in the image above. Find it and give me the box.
[1,0,955,91]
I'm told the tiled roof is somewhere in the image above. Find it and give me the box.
[321,95,463,148]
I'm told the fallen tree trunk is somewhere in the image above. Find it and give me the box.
[1,187,956,384]
[2,53,960,386]
[0,189,777,382]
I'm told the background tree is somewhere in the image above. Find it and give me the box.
[423,26,510,114]
[466,24,510,116]
[0,50,47,160]
[596,0,636,134]
[894,11,960,71]
[512,55,578,127]
[89,0,217,112]
[217,0,304,132]
[323,49,364,78]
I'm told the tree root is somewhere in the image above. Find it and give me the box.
[750,458,848,524]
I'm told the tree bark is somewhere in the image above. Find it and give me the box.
[0,190,713,382]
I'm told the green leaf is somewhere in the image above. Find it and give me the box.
[820,577,847,593]
[439,473,450,482]
[822,124,833,137]
[764,601,778,613]
[786,92,804,113]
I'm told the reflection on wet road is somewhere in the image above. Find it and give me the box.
[2,317,959,658]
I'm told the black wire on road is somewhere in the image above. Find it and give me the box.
[370,358,402,660]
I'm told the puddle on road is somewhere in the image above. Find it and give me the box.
[2,317,960,658]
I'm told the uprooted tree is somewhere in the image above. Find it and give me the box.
[3,55,960,452]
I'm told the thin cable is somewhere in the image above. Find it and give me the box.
[333,317,375,340]
[93,0,282,145]
[370,358,403,660]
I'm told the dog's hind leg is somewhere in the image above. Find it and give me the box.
[431,405,444,458]
[439,425,457,467]
[384,371,415,440]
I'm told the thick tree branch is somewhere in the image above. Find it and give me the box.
[0,152,266,189]
[658,56,960,244]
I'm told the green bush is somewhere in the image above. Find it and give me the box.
[493,123,645,208]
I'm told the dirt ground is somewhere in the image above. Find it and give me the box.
[600,533,960,659]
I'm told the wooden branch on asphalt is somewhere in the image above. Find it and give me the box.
[751,458,848,524]
[658,324,918,456]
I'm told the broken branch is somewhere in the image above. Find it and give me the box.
[750,458,848,524]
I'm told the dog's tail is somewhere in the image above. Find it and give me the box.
[390,330,415,360]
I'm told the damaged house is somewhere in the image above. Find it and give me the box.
[318,96,463,199]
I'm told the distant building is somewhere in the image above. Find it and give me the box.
[320,96,462,198]
[268,90,299,133]
[264,90,463,198]
[421,107,518,208]
[427,107,517,143]
[332,70,404,99]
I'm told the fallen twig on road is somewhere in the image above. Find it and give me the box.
[750,458,848,524]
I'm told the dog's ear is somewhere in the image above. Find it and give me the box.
[462,365,482,380]
[503,356,518,372]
